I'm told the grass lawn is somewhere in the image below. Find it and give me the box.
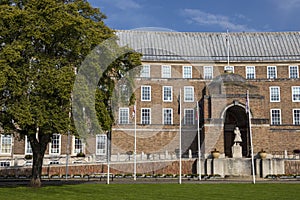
[1,183,299,200]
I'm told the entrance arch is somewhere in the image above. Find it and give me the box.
[223,105,249,157]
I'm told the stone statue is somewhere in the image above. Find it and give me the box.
[234,127,242,143]
[232,127,243,158]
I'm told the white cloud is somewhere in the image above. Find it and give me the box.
[182,9,257,32]
[271,0,300,11]
[105,0,142,10]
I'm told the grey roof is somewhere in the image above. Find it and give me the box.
[116,30,300,62]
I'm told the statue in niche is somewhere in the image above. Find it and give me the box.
[233,127,242,144]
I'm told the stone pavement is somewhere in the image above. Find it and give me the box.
[0,177,299,187]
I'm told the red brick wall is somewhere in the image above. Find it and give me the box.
[0,160,196,177]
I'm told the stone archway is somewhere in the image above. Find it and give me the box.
[223,105,249,157]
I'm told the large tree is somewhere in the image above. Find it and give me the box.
[0,0,140,187]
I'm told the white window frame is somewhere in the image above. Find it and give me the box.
[161,65,171,78]
[292,86,300,102]
[184,86,194,102]
[0,134,12,154]
[141,85,151,101]
[184,109,194,125]
[203,66,213,80]
[119,108,129,124]
[141,108,151,125]
[269,86,280,102]
[163,86,172,102]
[182,66,192,78]
[270,109,281,125]
[49,133,61,155]
[73,137,84,154]
[267,66,277,79]
[246,66,256,79]
[224,66,234,73]
[293,109,300,125]
[289,65,299,79]
[120,84,130,102]
[140,65,150,78]
[96,134,107,155]
[25,136,32,155]
[163,108,173,125]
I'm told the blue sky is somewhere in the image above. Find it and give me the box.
[88,0,300,32]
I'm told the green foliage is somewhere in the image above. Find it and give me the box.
[0,0,113,135]
[0,0,141,185]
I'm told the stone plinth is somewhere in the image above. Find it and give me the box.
[208,158,253,177]
[232,143,242,158]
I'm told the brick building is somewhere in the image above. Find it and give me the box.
[1,31,300,168]
[113,30,300,159]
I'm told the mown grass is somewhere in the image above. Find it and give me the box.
[1,183,299,200]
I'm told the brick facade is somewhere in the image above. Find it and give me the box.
[1,31,300,174]
[112,61,300,158]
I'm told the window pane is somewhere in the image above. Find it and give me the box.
[162,65,171,78]
[183,66,192,78]
[96,135,106,155]
[271,109,281,125]
[246,66,255,79]
[119,108,129,124]
[289,66,299,79]
[74,137,83,154]
[184,86,194,102]
[267,66,276,79]
[51,134,60,154]
[294,110,300,125]
[141,108,151,124]
[141,86,151,101]
[1,135,12,154]
[204,66,213,80]
[184,109,194,125]
[292,86,300,102]
[163,109,173,125]
[140,65,150,77]
[163,86,172,101]
[270,87,280,102]
[25,136,32,154]
[120,84,129,102]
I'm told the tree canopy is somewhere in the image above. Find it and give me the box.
[0,0,141,187]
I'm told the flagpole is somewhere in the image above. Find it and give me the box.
[227,29,230,67]
[247,90,256,184]
[134,102,137,181]
[107,131,110,184]
[196,102,201,181]
[179,89,182,184]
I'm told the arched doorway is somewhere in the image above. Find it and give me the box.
[224,105,249,157]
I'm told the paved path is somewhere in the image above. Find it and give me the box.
[0,177,299,187]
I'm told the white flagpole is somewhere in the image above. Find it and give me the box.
[196,102,201,181]
[133,102,137,181]
[107,132,110,184]
[179,89,182,184]
[247,90,256,184]
[227,29,230,67]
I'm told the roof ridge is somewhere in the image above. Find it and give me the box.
[117,30,300,35]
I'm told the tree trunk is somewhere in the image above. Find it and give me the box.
[29,133,50,187]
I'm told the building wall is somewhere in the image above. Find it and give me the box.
[1,61,300,166]
[111,61,300,158]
